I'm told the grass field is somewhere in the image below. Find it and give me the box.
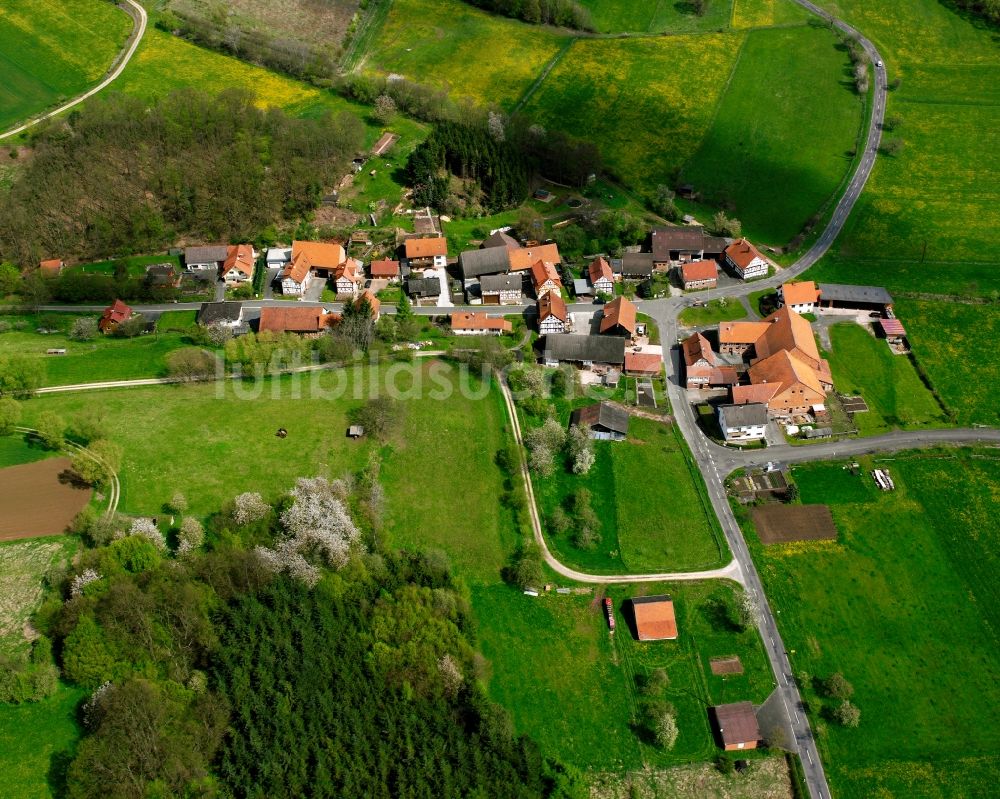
[742,450,1000,797]
[473,580,775,771]
[577,0,734,33]
[822,322,946,432]
[535,418,728,574]
[0,684,87,799]
[678,298,747,327]
[364,0,567,108]
[680,25,864,245]
[71,253,181,278]
[894,299,1000,426]
[0,536,75,655]
[731,0,811,28]
[0,0,131,132]
[804,0,1000,292]
[0,435,50,469]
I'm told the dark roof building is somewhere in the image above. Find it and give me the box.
[184,245,229,266]
[542,334,625,366]
[570,401,630,440]
[480,274,522,293]
[817,283,894,309]
[145,263,179,287]
[481,230,521,250]
[197,301,243,326]
[459,247,511,280]
[406,277,441,298]
[717,403,768,427]
[621,252,654,278]
[652,226,707,261]
[631,595,678,640]
[710,702,761,751]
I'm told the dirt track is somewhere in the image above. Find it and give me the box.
[0,458,92,540]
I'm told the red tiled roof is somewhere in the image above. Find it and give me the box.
[223,244,254,278]
[509,243,561,271]
[405,237,447,259]
[600,296,637,335]
[781,280,820,305]
[101,299,132,324]
[725,239,766,270]
[682,260,718,282]
[450,312,512,333]
[292,240,345,270]
[588,256,613,284]
[258,307,329,333]
[632,596,677,640]
[530,260,562,290]
[356,289,380,318]
[369,258,400,278]
[39,259,64,276]
[625,352,661,374]
[682,332,718,367]
[880,318,906,336]
[538,292,567,322]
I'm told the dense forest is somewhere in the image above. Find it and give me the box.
[406,120,601,214]
[0,89,364,267]
[463,0,594,30]
[15,470,583,799]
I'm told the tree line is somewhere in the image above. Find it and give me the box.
[950,0,1000,25]
[0,89,364,268]
[462,0,594,30]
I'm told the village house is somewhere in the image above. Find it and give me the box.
[98,300,132,333]
[680,259,718,290]
[530,260,562,298]
[406,276,440,304]
[631,596,678,640]
[682,332,739,389]
[710,702,761,751]
[333,259,364,298]
[571,402,630,441]
[624,352,661,377]
[778,281,820,314]
[481,229,520,250]
[599,296,638,338]
[292,241,346,280]
[537,292,568,335]
[717,403,768,442]
[197,301,244,329]
[355,289,381,321]
[39,259,65,278]
[184,245,229,273]
[480,273,523,305]
[620,252,654,281]
[404,236,448,269]
[221,244,255,285]
[258,306,334,334]
[450,312,512,336]
[509,243,561,273]
[724,239,769,281]
[588,256,615,295]
[459,246,511,281]
[541,334,625,369]
[369,258,400,282]
[280,250,315,296]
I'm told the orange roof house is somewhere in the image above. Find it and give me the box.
[404,237,448,261]
[355,289,381,320]
[292,240,346,272]
[258,306,332,334]
[39,259,65,277]
[509,243,561,271]
[538,291,567,322]
[681,259,718,289]
[282,251,314,288]
[599,296,637,336]
[631,596,678,641]
[780,281,821,308]
[450,312,513,335]
[98,299,132,333]
[588,256,614,285]
[530,260,562,296]
[624,352,661,375]
[369,258,400,279]
[222,244,255,282]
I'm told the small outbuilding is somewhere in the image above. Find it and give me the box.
[570,402,630,441]
[347,425,365,438]
[710,702,761,751]
[631,595,678,641]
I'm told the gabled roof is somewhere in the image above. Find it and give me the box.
[184,245,228,264]
[538,292,567,322]
[599,296,637,335]
[369,258,400,278]
[651,226,706,259]
[621,252,654,277]
[530,260,562,290]
[732,383,780,405]
[718,403,768,427]
[542,334,625,365]
[404,236,447,259]
[258,306,330,333]
[282,250,313,286]
[631,595,677,640]
[588,256,614,284]
[624,352,661,374]
[725,239,766,270]
[712,702,760,747]
[292,240,345,270]
[459,247,511,280]
[571,402,630,435]
[880,318,906,336]
[481,273,522,293]
[780,280,820,305]
[356,289,380,318]
[748,350,825,396]
[406,277,440,297]
[197,301,243,326]
[682,332,719,367]
[450,312,512,333]
[755,306,821,366]
[509,243,561,271]
[719,321,771,346]
[101,299,132,324]
[816,283,893,306]
[481,230,521,250]
[334,259,363,284]
[682,260,718,282]
[223,244,254,277]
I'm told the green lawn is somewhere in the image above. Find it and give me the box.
[0,435,51,468]
[534,418,728,574]
[473,580,775,771]
[577,0,734,33]
[741,450,1000,797]
[678,298,747,327]
[0,684,86,799]
[822,322,947,432]
[731,0,812,28]
[804,0,1000,292]
[680,25,864,245]
[0,0,131,132]
[70,253,181,278]
[893,299,1000,426]
[0,536,76,656]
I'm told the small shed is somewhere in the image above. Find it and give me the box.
[570,402,629,441]
[878,318,906,343]
[710,702,761,751]
[347,425,365,438]
[631,595,677,641]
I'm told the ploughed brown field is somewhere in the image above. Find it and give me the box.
[710,656,744,675]
[0,458,91,541]
[751,503,837,545]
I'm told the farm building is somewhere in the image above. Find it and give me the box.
[631,595,678,641]
[599,296,639,338]
[570,402,630,441]
[542,334,625,368]
[879,317,906,344]
[509,243,561,272]
[258,307,334,334]
[459,246,511,280]
[369,258,401,281]
[404,236,448,269]
[724,239,769,280]
[481,274,523,305]
[651,226,709,266]
[98,300,133,333]
[481,230,520,250]
[405,277,441,304]
[710,702,761,751]
[624,352,661,376]
[717,403,768,442]
[450,312,512,336]
[537,293,568,335]
[371,131,398,156]
[816,283,893,313]
[620,252,654,280]
[778,281,821,314]
[681,260,718,290]
[682,332,739,389]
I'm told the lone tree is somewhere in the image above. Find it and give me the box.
[824,672,854,700]
[71,440,122,487]
[34,411,65,450]
[833,699,861,728]
[373,93,397,124]
[70,317,98,341]
[351,396,405,442]
[712,211,742,238]
[649,704,679,750]
[504,539,543,590]
[166,348,217,381]
[0,396,21,435]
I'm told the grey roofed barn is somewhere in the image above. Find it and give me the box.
[571,401,630,436]
[184,245,229,265]
[196,301,243,326]
[621,252,654,277]
[481,230,521,250]
[459,247,511,280]
[718,403,768,427]
[480,274,522,293]
[406,276,440,298]
[542,334,625,365]
[651,226,706,259]
[817,283,893,306]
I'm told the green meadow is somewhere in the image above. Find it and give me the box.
[577,0,734,33]
[742,451,1000,797]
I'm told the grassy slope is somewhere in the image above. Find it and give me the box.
[822,322,945,432]
[731,0,812,28]
[894,299,1000,426]
[680,24,863,245]
[747,452,1000,797]
[0,0,130,131]
[474,580,775,771]
[805,0,1000,292]
[577,0,733,33]
[364,0,567,108]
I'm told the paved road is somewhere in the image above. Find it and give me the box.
[0,0,148,141]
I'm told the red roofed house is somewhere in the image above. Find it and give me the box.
[221,244,256,285]
[508,243,561,272]
[369,258,400,282]
[99,300,133,333]
[724,239,769,280]
[355,289,381,321]
[404,237,448,269]
[599,296,638,338]
[778,281,821,314]
[631,595,677,641]
[530,260,562,298]
[588,257,615,295]
[282,240,346,296]
[710,702,761,751]
[450,312,512,336]
[537,292,568,335]
[258,306,333,334]
[333,259,364,298]
[39,259,65,278]
[681,260,718,290]
[681,331,738,389]
[624,352,661,376]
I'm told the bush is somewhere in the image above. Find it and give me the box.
[70,317,99,341]
[824,672,854,700]
[503,540,543,589]
[166,347,217,381]
[0,396,21,435]
[34,410,65,449]
[71,440,122,487]
[832,699,861,728]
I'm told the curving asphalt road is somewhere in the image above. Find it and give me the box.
[0,0,147,142]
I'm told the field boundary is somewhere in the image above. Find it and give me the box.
[511,38,575,114]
